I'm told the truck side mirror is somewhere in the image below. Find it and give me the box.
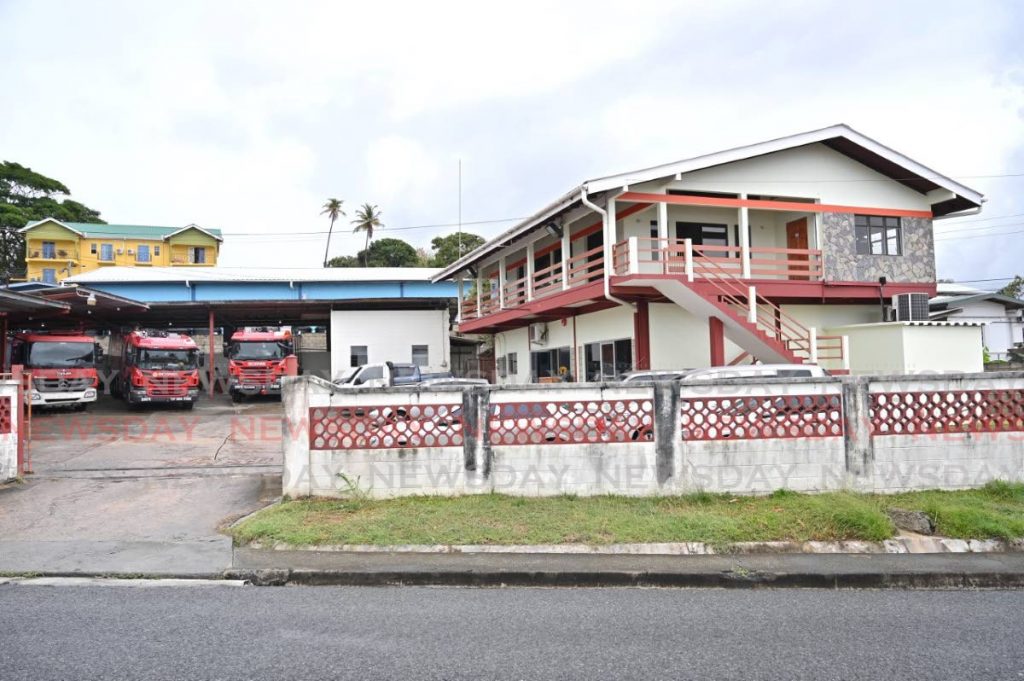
[198,355,206,367]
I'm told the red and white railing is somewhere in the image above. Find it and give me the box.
[613,237,822,281]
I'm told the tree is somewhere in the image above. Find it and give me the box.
[329,238,419,268]
[998,275,1024,300]
[0,161,105,281]
[351,203,383,266]
[429,232,485,267]
[320,198,345,268]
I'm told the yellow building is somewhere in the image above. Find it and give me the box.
[20,219,223,284]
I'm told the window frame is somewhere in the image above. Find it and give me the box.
[99,243,114,262]
[349,345,368,367]
[855,215,902,256]
[411,344,429,367]
[136,244,151,263]
[41,268,57,284]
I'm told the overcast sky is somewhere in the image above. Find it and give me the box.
[1,0,1021,286]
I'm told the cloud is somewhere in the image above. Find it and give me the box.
[0,0,1020,279]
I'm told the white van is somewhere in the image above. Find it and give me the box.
[679,364,829,382]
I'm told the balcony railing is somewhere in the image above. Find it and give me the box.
[28,249,79,261]
[613,237,822,281]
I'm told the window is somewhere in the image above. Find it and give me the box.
[676,221,729,249]
[411,345,429,367]
[497,356,507,378]
[154,245,161,256]
[99,243,114,261]
[353,365,382,385]
[188,247,207,264]
[42,268,57,284]
[507,352,518,376]
[583,339,633,381]
[530,346,572,382]
[90,243,97,255]
[350,345,368,367]
[41,241,56,259]
[136,244,151,263]
[855,215,902,256]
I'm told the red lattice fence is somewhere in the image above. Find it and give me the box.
[680,394,844,441]
[489,399,654,445]
[870,390,1024,435]
[309,404,464,450]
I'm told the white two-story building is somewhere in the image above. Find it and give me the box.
[433,125,986,382]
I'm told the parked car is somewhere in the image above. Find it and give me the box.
[621,369,692,383]
[679,364,829,382]
[334,362,456,388]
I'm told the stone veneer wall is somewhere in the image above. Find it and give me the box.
[821,213,935,283]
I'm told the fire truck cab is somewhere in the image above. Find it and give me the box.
[109,330,201,408]
[225,328,294,401]
[9,333,100,409]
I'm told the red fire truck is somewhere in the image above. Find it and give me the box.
[9,333,100,409]
[225,328,294,401]
[109,330,201,408]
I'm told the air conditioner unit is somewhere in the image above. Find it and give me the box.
[127,248,134,255]
[892,293,930,322]
[529,323,548,345]
[116,248,124,255]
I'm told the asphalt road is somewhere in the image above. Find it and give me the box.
[1,583,1022,680]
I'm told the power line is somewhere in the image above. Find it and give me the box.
[935,227,1024,242]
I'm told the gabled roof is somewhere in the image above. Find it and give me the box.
[930,291,1024,311]
[20,219,223,241]
[433,124,985,282]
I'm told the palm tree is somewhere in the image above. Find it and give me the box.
[320,198,345,267]
[351,203,384,266]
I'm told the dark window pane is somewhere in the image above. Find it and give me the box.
[869,216,884,227]
[855,215,868,227]
[855,225,870,254]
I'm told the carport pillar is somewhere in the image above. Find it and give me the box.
[633,301,650,371]
[208,308,216,398]
[709,317,725,367]
[0,315,7,368]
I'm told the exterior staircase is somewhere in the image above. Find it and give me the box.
[651,252,817,365]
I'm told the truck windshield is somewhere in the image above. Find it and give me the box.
[134,348,198,371]
[27,341,95,368]
[230,342,288,360]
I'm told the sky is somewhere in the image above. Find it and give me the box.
[1,0,1022,287]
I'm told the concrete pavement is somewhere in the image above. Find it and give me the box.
[0,395,281,574]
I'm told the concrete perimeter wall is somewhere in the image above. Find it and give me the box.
[0,380,21,482]
[282,372,1024,498]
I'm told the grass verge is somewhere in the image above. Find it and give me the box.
[229,482,1024,547]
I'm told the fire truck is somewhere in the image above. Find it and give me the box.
[9,333,100,409]
[225,328,294,401]
[109,330,201,408]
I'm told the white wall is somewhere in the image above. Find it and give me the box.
[330,309,450,380]
[647,143,933,211]
[945,299,1022,358]
[829,322,983,375]
[0,381,21,482]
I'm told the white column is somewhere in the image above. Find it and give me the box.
[809,327,819,364]
[476,274,483,314]
[739,193,751,280]
[684,238,694,282]
[605,198,617,278]
[561,225,571,290]
[628,236,640,274]
[657,200,668,266]
[747,285,757,324]
[457,278,464,321]
[841,335,850,371]
[525,241,535,301]
[498,256,507,308]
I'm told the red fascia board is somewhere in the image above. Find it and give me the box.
[618,192,932,219]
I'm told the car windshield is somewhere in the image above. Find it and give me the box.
[231,341,288,360]
[135,348,198,371]
[336,368,359,384]
[27,341,95,368]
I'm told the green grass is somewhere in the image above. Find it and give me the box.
[230,482,1024,548]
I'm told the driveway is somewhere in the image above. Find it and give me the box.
[0,395,283,574]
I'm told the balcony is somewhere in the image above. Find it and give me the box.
[27,248,79,262]
[612,238,822,281]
